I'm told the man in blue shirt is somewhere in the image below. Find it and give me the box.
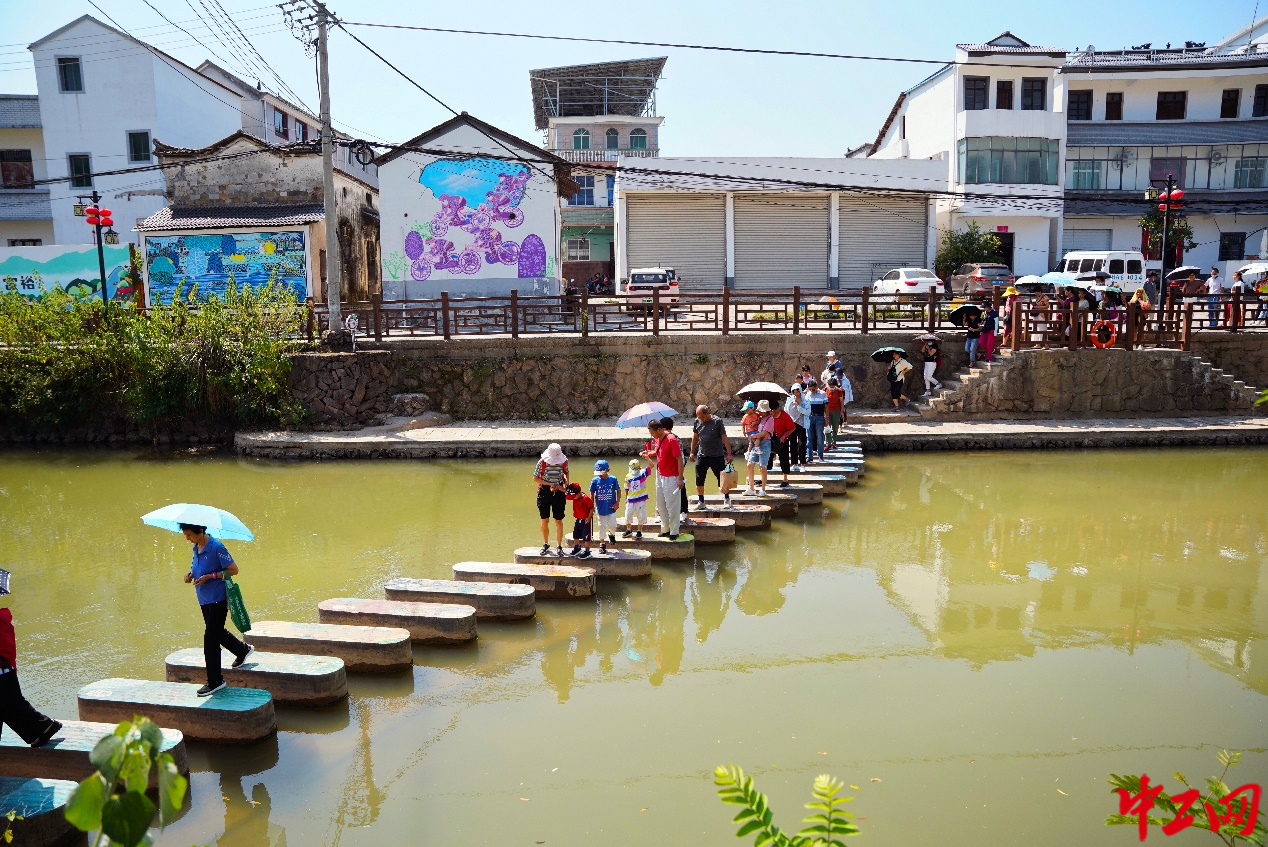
[589,461,622,554]
[182,522,252,696]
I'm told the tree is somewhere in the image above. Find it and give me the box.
[934,222,1003,280]
[1138,210,1198,254]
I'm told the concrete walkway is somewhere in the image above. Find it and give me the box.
[236,414,1268,459]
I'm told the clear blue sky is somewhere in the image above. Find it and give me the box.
[1,0,1259,156]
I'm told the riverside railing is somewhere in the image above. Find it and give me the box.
[305,288,1268,344]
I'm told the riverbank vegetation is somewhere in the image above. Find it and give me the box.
[0,277,307,436]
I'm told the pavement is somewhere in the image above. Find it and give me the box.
[236,413,1268,460]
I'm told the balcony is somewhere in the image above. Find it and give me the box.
[1064,143,1268,192]
[548,147,660,163]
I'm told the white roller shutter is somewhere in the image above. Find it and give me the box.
[837,194,929,289]
[626,195,725,290]
[1062,228,1112,255]
[733,193,830,290]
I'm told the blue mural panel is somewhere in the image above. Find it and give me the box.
[145,231,307,304]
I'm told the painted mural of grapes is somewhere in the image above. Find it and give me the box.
[517,235,546,278]
[404,230,425,260]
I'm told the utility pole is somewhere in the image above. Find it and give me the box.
[315,1,342,330]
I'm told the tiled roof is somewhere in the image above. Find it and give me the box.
[1066,119,1268,147]
[0,190,52,221]
[1064,47,1268,69]
[957,44,1065,53]
[0,95,40,129]
[136,203,324,232]
[562,207,614,226]
[1065,191,1268,216]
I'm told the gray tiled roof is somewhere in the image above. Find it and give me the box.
[0,190,52,220]
[0,95,41,129]
[562,207,614,226]
[136,203,324,232]
[1066,119,1268,147]
[957,44,1065,53]
[1065,191,1268,216]
[1065,48,1268,68]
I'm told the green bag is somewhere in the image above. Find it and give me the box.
[225,575,252,633]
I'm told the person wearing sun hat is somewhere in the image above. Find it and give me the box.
[534,443,570,557]
[1001,286,1021,347]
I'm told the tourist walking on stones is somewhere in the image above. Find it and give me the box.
[590,460,621,552]
[886,351,912,410]
[744,401,775,495]
[765,402,797,488]
[920,336,942,392]
[565,483,595,558]
[690,405,733,510]
[821,351,845,387]
[646,418,685,539]
[784,385,809,470]
[659,417,690,521]
[825,378,845,448]
[181,523,252,696]
[534,443,570,557]
[623,459,651,538]
[964,309,983,365]
[0,602,62,747]
[803,379,828,461]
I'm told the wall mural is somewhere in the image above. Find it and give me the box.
[0,244,135,302]
[391,157,549,283]
[144,231,307,304]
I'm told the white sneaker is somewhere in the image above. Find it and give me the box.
[791,464,801,472]
[745,487,756,495]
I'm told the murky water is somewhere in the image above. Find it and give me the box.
[1,447,1264,846]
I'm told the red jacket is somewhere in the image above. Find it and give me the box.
[0,608,16,669]
[771,410,796,440]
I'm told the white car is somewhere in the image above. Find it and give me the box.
[872,267,945,295]
[623,267,680,312]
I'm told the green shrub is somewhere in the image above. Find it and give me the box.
[715,764,859,846]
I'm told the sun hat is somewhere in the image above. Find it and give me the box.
[790,383,802,393]
[827,350,836,357]
[756,399,771,412]
[594,459,610,472]
[743,400,755,410]
[1003,286,1020,296]
[628,459,641,470]
[541,443,567,464]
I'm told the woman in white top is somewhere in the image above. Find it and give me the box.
[783,384,810,470]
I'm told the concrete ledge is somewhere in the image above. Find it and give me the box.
[0,720,188,786]
[515,546,654,575]
[384,578,535,620]
[317,598,477,645]
[165,649,348,706]
[77,678,275,743]
[0,777,83,847]
[562,534,696,560]
[687,504,772,529]
[453,562,596,598]
[245,621,413,673]
[703,492,797,517]
[618,516,737,544]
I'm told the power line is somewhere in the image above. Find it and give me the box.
[208,0,315,113]
[0,4,279,51]
[0,22,288,70]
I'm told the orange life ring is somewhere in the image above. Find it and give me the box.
[1090,320,1117,349]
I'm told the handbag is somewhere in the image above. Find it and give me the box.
[719,461,737,491]
[225,575,252,633]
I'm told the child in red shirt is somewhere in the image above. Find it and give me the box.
[565,483,595,559]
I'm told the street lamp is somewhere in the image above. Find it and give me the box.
[1146,175,1182,308]
[76,191,114,322]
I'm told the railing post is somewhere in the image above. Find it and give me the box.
[1230,289,1241,333]
[510,288,519,339]
[306,297,315,343]
[927,288,937,333]
[1009,298,1021,352]
[581,288,589,338]
[1181,302,1193,351]
[860,289,870,334]
[652,286,660,337]
[792,286,801,335]
[440,291,451,341]
[1124,301,1137,350]
[1067,302,1077,351]
[722,285,730,336]
[371,292,382,341]
[992,284,1002,312]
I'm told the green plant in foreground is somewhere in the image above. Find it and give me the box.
[714,764,859,846]
[1106,749,1266,846]
[65,716,188,847]
[3,810,23,843]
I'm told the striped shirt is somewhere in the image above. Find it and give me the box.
[625,466,651,503]
[535,459,568,487]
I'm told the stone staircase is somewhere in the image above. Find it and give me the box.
[915,350,1018,419]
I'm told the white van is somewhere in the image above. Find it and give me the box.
[1053,250,1147,291]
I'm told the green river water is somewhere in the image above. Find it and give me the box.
[0,447,1265,846]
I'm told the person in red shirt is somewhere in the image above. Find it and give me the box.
[565,482,596,559]
[765,404,798,487]
[644,418,685,538]
[0,607,62,748]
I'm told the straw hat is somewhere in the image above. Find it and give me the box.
[1003,286,1020,296]
[756,399,772,412]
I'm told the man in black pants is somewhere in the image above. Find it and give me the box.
[182,523,252,696]
[0,606,61,748]
[689,405,733,510]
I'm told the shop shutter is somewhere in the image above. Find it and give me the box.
[733,193,830,290]
[1061,228,1112,255]
[626,195,725,290]
[836,194,929,289]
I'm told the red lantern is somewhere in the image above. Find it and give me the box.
[84,206,99,216]
[100,216,114,227]
[86,215,100,226]
[1169,190,1184,200]
[1168,204,1182,211]
[99,208,112,217]
[1158,203,1167,211]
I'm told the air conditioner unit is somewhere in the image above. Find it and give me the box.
[1209,149,1226,166]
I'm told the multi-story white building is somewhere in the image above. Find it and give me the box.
[0,94,52,246]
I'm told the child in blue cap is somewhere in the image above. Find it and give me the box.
[589,460,622,553]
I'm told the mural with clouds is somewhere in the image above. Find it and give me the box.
[144,231,307,304]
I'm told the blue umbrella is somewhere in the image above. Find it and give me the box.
[141,503,255,542]
[616,401,677,429]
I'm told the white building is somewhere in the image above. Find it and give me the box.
[615,156,947,290]
[0,94,53,246]
[860,32,1068,277]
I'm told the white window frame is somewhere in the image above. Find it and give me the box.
[572,128,590,150]
[566,238,590,261]
[126,130,151,163]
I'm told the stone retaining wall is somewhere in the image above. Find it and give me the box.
[1189,332,1268,392]
[290,351,392,427]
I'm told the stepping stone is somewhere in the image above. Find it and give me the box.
[617,516,736,544]
[734,483,823,504]
[702,492,797,517]
[0,776,82,847]
[775,475,848,494]
[515,546,653,577]
[77,678,275,744]
[795,467,859,484]
[454,562,596,599]
[246,621,412,673]
[564,533,695,560]
[385,578,535,620]
[165,649,347,706]
[0,720,189,786]
[687,503,772,529]
[317,598,476,645]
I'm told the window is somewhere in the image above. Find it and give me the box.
[996,80,1013,110]
[57,57,83,92]
[0,150,34,188]
[1068,90,1092,121]
[572,128,590,150]
[900,115,906,139]
[1108,259,1124,274]
[1218,233,1246,261]
[1070,159,1102,189]
[8,239,42,246]
[958,137,1059,185]
[1127,259,1143,275]
[605,128,619,149]
[629,128,648,149]
[1155,91,1187,120]
[1234,158,1266,188]
[570,174,594,205]
[68,154,92,188]
[606,175,614,206]
[1149,157,1186,188]
[566,238,590,261]
[366,191,373,206]
[964,76,988,110]
[1221,89,1241,119]
[273,109,288,138]
[883,270,900,281]
[1254,85,1268,117]
[1021,78,1046,110]
[296,121,307,142]
[126,131,150,163]
[1104,92,1123,120]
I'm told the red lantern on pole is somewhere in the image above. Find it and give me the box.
[86,214,101,226]
[84,206,99,216]
[100,215,114,227]
[1169,190,1184,200]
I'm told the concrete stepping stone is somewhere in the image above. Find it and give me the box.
[687,503,772,529]
[385,578,535,620]
[0,720,189,786]
[454,562,596,599]
[794,467,859,485]
[165,649,347,706]
[617,516,736,544]
[317,598,476,645]
[702,492,797,517]
[245,621,412,673]
[0,776,82,847]
[515,546,653,577]
[774,475,848,494]
[77,678,275,743]
[564,533,695,560]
